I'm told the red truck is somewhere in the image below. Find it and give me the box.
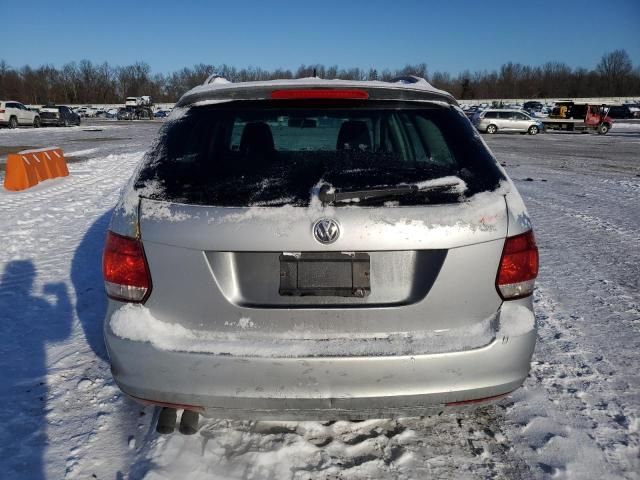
[542,102,614,134]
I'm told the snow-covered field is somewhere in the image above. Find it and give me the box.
[0,120,638,479]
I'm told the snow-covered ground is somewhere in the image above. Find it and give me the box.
[0,120,638,479]
[0,120,160,168]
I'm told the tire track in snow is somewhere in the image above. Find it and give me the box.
[128,409,534,480]
[501,166,640,478]
[504,289,639,479]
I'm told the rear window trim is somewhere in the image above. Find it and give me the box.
[137,101,505,208]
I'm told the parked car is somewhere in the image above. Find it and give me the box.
[153,110,169,118]
[606,104,635,120]
[39,105,81,127]
[523,101,544,113]
[626,104,640,118]
[474,109,543,135]
[463,105,481,119]
[0,100,41,128]
[523,101,548,116]
[73,106,96,117]
[103,77,538,430]
[116,107,135,120]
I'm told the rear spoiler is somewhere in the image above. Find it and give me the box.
[176,85,458,108]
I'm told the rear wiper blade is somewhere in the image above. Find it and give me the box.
[318,182,460,204]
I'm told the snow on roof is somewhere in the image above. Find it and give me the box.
[177,76,457,107]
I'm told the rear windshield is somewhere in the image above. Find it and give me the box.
[136,101,505,207]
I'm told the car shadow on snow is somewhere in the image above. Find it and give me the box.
[72,209,154,478]
[71,209,113,362]
[0,259,73,480]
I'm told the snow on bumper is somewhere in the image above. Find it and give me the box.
[104,300,536,420]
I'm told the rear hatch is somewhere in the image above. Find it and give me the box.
[39,107,59,119]
[130,98,509,354]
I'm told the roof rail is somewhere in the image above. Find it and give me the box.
[203,74,231,85]
[391,75,428,85]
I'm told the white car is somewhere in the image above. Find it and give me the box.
[0,101,41,128]
[82,106,97,117]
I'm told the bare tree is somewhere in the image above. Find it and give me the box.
[597,49,633,95]
[1,52,638,104]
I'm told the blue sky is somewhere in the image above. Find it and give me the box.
[3,0,639,75]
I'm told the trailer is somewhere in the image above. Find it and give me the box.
[120,96,154,120]
[542,102,613,134]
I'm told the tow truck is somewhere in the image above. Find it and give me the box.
[542,101,613,134]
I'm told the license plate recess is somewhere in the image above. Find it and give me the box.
[279,253,370,297]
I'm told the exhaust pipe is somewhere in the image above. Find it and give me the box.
[179,410,200,435]
[155,407,200,435]
[156,407,177,434]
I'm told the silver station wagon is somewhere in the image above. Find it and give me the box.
[103,76,538,434]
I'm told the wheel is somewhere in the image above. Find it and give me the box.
[76,117,81,126]
[64,119,70,127]
[8,116,18,129]
[597,123,610,135]
[528,125,539,135]
[486,124,498,134]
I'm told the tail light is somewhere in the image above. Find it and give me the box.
[0,109,5,114]
[102,231,151,302]
[496,230,538,300]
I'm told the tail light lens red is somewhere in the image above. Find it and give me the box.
[102,231,151,302]
[271,89,369,100]
[496,230,539,300]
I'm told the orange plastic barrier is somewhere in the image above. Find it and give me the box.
[3,147,68,191]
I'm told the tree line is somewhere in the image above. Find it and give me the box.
[0,50,638,105]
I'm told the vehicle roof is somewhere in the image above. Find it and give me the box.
[482,108,526,112]
[176,77,458,108]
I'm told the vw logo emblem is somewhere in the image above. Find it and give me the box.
[313,218,340,244]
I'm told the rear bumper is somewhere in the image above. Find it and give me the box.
[40,118,62,125]
[105,301,536,420]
